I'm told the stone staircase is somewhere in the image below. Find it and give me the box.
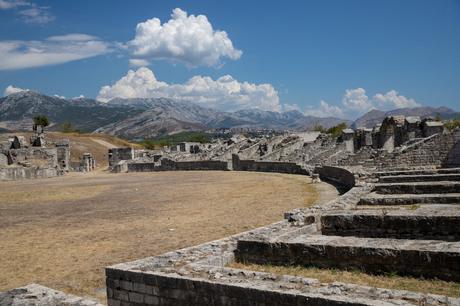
[362,167,460,205]
[236,167,460,287]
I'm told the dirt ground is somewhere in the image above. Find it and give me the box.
[0,170,337,303]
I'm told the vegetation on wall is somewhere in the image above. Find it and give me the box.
[313,122,348,137]
[445,119,460,131]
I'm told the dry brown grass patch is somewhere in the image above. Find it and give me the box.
[229,262,460,298]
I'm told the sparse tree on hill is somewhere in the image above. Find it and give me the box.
[33,115,49,132]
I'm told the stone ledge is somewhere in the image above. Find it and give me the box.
[236,235,460,282]
[0,284,103,306]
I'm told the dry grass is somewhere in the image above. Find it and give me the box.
[0,171,334,303]
[45,132,142,167]
[229,262,460,298]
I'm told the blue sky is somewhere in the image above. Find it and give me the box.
[0,0,459,118]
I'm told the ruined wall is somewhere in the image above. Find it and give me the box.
[127,159,228,172]
[376,132,458,169]
[8,148,58,167]
[314,165,355,190]
[235,238,458,282]
[0,166,59,181]
[127,162,157,172]
[446,129,460,167]
[320,213,460,241]
[108,147,134,167]
[232,154,307,175]
[0,147,60,181]
[105,268,374,306]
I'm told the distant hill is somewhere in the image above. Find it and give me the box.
[0,91,350,139]
[0,91,142,132]
[353,106,460,128]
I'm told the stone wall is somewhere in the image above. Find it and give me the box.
[0,166,59,181]
[106,268,389,306]
[235,236,459,282]
[320,210,460,241]
[109,147,134,167]
[314,165,355,190]
[159,159,228,171]
[232,154,307,175]
[126,159,228,172]
[8,148,58,168]
[376,132,457,169]
[127,162,157,172]
[337,131,460,170]
[446,129,460,167]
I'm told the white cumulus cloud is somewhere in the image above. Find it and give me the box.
[128,8,242,67]
[4,85,28,96]
[97,67,280,112]
[373,90,420,109]
[304,100,344,118]
[342,88,373,112]
[304,88,420,119]
[0,34,111,70]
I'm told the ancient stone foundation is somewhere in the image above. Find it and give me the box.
[104,165,460,305]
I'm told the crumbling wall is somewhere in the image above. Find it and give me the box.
[127,162,157,172]
[159,159,228,171]
[127,159,228,172]
[446,129,460,167]
[376,132,457,169]
[314,165,355,190]
[232,154,307,175]
[108,147,134,167]
[0,166,59,181]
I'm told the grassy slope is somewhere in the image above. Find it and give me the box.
[0,131,142,168]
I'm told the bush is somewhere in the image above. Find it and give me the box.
[60,121,79,133]
[445,119,460,131]
[326,122,348,138]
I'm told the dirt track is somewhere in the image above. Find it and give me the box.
[0,170,337,302]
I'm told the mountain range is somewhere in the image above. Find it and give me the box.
[0,91,349,138]
[0,91,458,139]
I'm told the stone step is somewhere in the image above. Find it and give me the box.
[374,167,460,177]
[236,235,460,282]
[359,193,460,205]
[320,209,460,241]
[378,173,460,183]
[374,181,460,194]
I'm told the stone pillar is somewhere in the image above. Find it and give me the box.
[342,129,355,153]
[81,153,93,172]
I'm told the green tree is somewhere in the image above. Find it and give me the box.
[33,115,49,131]
[326,122,348,138]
